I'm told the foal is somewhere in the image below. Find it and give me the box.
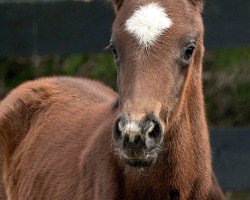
[0,0,224,199]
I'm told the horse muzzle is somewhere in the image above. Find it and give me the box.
[113,114,163,168]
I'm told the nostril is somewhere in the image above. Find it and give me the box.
[123,134,130,148]
[134,135,142,146]
[145,119,163,149]
[113,119,122,141]
[148,122,161,139]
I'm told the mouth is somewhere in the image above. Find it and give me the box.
[117,150,158,168]
[121,157,155,168]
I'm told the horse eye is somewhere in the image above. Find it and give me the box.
[110,44,118,59]
[182,43,196,67]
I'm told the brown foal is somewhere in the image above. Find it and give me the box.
[0,0,224,199]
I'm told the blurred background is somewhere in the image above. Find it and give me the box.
[0,0,249,199]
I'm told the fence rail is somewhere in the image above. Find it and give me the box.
[211,128,250,190]
[0,0,249,57]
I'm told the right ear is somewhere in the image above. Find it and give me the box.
[108,0,124,12]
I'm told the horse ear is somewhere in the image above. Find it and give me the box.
[108,0,124,12]
[188,0,204,10]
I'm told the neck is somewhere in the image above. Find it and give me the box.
[117,73,212,199]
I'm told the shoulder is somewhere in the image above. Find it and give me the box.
[0,76,118,109]
[0,76,118,154]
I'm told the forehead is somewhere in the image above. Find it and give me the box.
[113,0,202,47]
[125,2,173,48]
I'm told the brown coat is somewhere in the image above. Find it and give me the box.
[0,77,223,199]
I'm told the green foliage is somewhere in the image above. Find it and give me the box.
[62,55,88,75]
[87,54,117,87]
[207,48,250,71]
[203,48,250,127]
[0,58,34,91]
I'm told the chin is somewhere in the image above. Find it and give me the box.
[121,155,157,168]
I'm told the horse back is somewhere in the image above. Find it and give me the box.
[0,77,119,199]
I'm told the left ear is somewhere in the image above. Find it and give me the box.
[188,0,204,11]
